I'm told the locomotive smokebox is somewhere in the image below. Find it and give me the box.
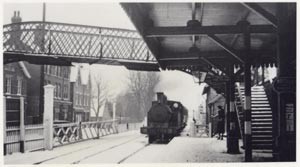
[148,104,173,123]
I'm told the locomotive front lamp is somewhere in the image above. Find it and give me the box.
[192,71,207,84]
[173,103,179,108]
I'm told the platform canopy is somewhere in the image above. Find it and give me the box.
[121,3,281,91]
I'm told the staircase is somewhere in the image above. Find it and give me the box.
[235,84,273,153]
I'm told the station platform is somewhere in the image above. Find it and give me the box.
[4,131,273,164]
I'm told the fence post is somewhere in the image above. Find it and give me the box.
[78,122,82,140]
[43,85,54,150]
[20,97,25,153]
[3,97,7,155]
[96,122,100,139]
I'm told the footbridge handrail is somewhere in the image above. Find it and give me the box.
[3,21,157,63]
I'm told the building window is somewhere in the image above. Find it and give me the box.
[87,96,90,106]
[79,93,82,106]
[47,65,51,74]
[83,94,86,106]
[78,93,81,106]
[74,94,77,106]
[4,76,12,94]
[44,65,47,73]
[4,64,15,71]
[49,65,52,74]
[17,77,22,95]
[22,79,26,95]
[55,108,60,120]
[63,84,68,100]
[56,66,59,77]
[63,67,69,78]
[54,83,57,98]
[58,84,61,98]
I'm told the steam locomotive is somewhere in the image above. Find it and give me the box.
[141,92,188,143]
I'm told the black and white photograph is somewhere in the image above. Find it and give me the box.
[1,0,297,165]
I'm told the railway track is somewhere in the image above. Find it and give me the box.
[117,143,150,164]
[33,135,145,164]
[71,136,149,164]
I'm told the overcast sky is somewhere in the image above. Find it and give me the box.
[3,2,206,112]
[3,3,136,29]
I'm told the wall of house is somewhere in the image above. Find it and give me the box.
[24,63,42,124]
[44,65,72,121]
[25,64,72,122]
[4,62,28,125]
[72,69,91,122]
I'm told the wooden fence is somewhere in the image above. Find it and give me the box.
[3,87,142,155]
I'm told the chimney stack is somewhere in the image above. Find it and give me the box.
[157,92,167,104]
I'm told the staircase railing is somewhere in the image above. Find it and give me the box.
[263,81,278,156]
[234,102,244,140]
[235,83,245,140]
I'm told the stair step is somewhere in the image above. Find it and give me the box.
[252,130,273,134]
[252,107,271,111]
[252,140,273,144]
[252,95,267,98]
[251,97,268,101]
[252,129,273,132]
[252,101,269,104]
[252,126,272,129]
[251,103,270,107]
[252,111,272,115]
[251,92,266,95]
[252,123,272,127]
[252,132,272,136]
[241,97,268,101]
[252,135,272,139]
[252,119,272,122]
[253,144,273,150]
[252,115,272,118]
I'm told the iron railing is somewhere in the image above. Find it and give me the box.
[3,22,156,62]
[53,120,118,147]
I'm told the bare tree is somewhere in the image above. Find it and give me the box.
[127,71,160,121]
[90,74,111,121]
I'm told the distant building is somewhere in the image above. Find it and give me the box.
[3,62,31,126]
[70,65,91,122]
[90,100,114,121]
[25,63,72,123]
[202,85,226,136]
[44,65,72,122]
[194,104,206,125]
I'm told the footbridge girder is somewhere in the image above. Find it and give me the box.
[3,21,159,71]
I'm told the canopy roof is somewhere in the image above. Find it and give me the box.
[121,3,289,92]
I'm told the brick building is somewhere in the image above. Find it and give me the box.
[25,63,72,123]
[70,65,91,122]
[3,62,31,126]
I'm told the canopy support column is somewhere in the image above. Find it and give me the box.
[241,20,252,162]
[227,64,240,154]
[274,3,296,161]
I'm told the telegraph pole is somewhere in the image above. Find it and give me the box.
[39,2,46,122]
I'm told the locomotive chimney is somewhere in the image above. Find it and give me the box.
[157,92,167,104]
